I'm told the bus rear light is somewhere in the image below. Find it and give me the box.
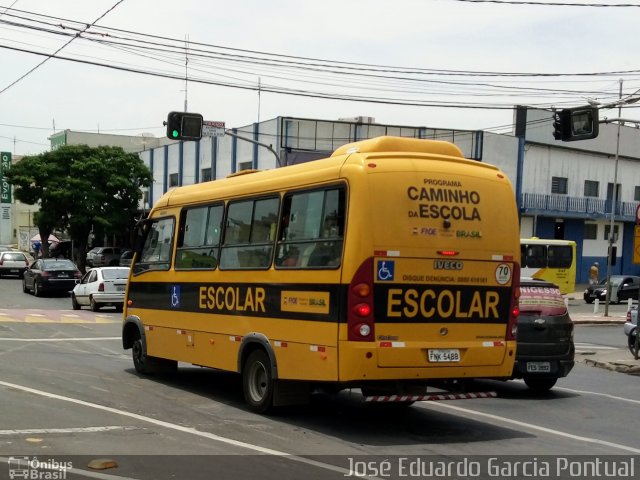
[506,262,521,342]
[353,303,371,317]
[437,250,459,256]
[352,282,370,297]
[353,323,371,337]
[347,257,375,342]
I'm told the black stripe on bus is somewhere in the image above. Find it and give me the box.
[127,281,345,322]
[127,282,513,325]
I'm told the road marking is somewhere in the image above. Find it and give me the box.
[574,342,618,350]
[0,316,118,324]
[0,426,138,435]
[0,337,120,342]
[0,380,355,477]
[424,402,640,454]
[555,386,640,405]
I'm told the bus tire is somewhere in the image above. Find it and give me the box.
[243,349,275,414]
[132,338,176,375]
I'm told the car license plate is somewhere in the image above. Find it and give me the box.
[526,361,551,373]
[58,274,69,278]
[428,349,460,362]
[116,285,125,292]
[10,269,18,273]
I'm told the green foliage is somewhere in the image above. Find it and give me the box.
[6,144,152,262]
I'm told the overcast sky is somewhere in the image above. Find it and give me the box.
[1,0,640,156]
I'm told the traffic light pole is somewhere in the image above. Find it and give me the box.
[223,130,282,168]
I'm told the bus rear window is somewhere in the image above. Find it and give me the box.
[519,285,567,316]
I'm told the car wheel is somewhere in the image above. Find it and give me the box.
[584,298,593,304]
[71,293,81,310]
[22,278,29,293]
[90,296,100,312]
[524,377,557,393]
[33,282,42,297]
[242,349,275,413]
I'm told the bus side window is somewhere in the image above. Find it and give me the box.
[135,217,175,274]
[176,204,222,270]
[526,245,546,269]
[220,197,279,270]
[275,187,345,269]
[548,245,572,268]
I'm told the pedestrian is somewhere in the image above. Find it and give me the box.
[589,262,599,285]
[31,240,41,259]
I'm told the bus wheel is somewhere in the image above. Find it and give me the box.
[243,349,274,414]
[132,338,177,375]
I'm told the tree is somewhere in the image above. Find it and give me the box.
[6,145,152,270]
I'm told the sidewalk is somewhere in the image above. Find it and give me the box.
[564,283,640,374]
[575,347,640,375]
[566,283,629,325]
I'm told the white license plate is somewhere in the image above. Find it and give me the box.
[116,285,125,292]
[526,361,551,373]
[10,269,18,273]
[428,349,460,362]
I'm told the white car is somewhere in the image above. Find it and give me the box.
[71,266,129,311]
[0,251,29,278]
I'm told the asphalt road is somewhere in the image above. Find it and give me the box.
[0,277,639,480]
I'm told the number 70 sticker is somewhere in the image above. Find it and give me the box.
[495,263,512,285]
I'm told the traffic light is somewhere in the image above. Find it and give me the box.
[552,106,599,142]
[609,245,617,266]
[165,111,203,141]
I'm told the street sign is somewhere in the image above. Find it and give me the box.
[202,120,226,137]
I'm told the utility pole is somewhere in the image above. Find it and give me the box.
[604,79,623,317]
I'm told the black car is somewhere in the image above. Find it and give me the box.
[583,275,640,304]
[513,278,575,392]
[22,258,82,296]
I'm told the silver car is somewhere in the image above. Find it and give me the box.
[71,266,129,311]
[86,247,124,267]
[0,251,29,278]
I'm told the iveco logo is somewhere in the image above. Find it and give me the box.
[433,260,463,270]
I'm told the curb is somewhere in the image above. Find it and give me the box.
[582,358,640,375]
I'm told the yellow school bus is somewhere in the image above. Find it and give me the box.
[122,136,521,413]
[520,238,576,294]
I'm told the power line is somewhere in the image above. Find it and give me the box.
[448,0,640,6]
[0,0,126,96]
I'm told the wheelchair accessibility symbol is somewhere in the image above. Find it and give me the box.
[170,285,181,308]
[377,260,395,281]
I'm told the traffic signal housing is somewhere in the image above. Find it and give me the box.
[552,106,599,142]
[165,111,203,141]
